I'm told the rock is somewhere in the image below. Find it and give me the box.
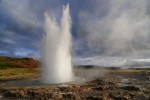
[90,79,104,85]
[93,86,103,91]
[86,96,103,100]
[0,94,3,98]
[121,86,140,91]
[1,70,149,100]
[58,92,77,100]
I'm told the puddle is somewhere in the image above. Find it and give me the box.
[117,78,132,86]
[121,79,129,83]
[1,77,86,88]
[3,79,43,87]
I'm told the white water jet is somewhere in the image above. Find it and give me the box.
[41,4,73,83]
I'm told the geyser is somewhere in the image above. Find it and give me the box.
[41,4,73,83]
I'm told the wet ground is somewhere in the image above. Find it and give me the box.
[0,68,150,100]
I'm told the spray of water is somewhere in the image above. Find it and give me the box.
[41,4,73,83]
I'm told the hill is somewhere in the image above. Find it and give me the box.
[0,56,39,68]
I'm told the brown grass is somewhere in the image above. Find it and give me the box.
[0,68,40,80]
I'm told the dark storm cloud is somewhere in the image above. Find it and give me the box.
[0,0,79,58]
[0,0,63,58]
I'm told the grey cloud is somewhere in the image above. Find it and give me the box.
[1,0,150,60]
[0,0,60,57]
[78,0,150,57]
[0,0,78,58]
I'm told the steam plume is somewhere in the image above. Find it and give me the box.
[41,4,73,83]
[78,0,150,57]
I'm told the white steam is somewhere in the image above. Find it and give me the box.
[41,4,73,83]
[79,0,150,57]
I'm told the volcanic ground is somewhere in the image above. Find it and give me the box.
[0,57,150,100]
[0,68,149,100]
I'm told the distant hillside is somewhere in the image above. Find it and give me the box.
[0,56,39,68]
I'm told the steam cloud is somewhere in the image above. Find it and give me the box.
[1,0,150,67]
[41,4,73,83]
[78,0,150,57]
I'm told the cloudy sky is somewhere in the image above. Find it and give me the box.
[1,0,150,63]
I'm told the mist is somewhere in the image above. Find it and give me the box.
[1,0,150,67]
[78,0,150,58]
[41,4,73,83]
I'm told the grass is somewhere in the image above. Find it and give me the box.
[0,68,40,80]
[0,62,22,69]
[0,56,39,79]
[0,65,149,80]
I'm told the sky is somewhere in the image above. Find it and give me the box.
[0,0,78,58]
[1,0,150,66]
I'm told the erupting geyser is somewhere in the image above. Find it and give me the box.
[41,4,73,83]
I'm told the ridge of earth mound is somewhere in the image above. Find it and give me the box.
[0,56,39,68]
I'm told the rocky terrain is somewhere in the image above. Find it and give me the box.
[0,56,149,100]
[0,70,149,100]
